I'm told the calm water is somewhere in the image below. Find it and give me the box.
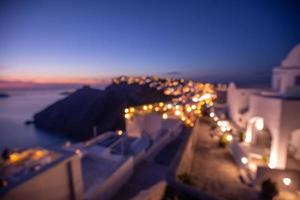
[0,89,70,149]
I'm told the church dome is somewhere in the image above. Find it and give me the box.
[281,43,300,68]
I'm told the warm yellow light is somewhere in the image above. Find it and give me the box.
[159,102,164,107]
[175,110,181,116]
[268,163,275,169]
[154,107,160,111]
[129,107,135,112]
[282,178,291,186]
[241,157,248,164]
[148,104,153,109]
[199,93,211,101]
[209,112,215,118]
[162,113,168,119]
[191,105,196,110]
[117,130,123,136]
[195,110,201,114]
[143,105,148,110]
[33,150,45,160]
[124,108,129,113]
[226,134,233,142]
[167,104,172,109]
[124,113,130,119]
[9,153,20,163]
[186,106,192,112]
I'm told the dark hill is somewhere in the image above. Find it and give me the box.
[34,83,171,140]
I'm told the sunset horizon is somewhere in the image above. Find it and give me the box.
[1,1,300,199]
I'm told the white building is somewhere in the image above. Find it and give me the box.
[61,112,182,200]
[228,44,300,172]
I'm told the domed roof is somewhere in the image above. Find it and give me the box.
[281,43,300,68]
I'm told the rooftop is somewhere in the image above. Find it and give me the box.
[0,147,72,195]
[281,43,300,68]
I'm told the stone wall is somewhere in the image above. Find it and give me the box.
[166,121,217,200]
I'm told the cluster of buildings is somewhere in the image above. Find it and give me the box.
[114,76,216,127]
[1,44,300,199]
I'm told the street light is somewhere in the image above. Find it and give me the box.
[241,157,248,165]
[282,178,291,186]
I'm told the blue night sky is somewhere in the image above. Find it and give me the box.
[0,0,300,87]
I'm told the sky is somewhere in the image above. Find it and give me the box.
[0,0,300,89]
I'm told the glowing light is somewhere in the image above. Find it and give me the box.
[249,162,257,171]
[117,130,123,136]
[175,110,181,116]
[226,134,233,142]
[245,128,252,144]
[33,150,45,160]
[199,93,211,101]
[255,118,264,131]
[282,178,291,186]
[113,76,217,128]
[192,97,198,102]
[186,106,192,112]
[241,157,248,164]
[9,153,20,163]
[162,113,168,119]
[124,113,130,119]
[268,151,277,169]
[209,112,215,118]
[217,121,222,126]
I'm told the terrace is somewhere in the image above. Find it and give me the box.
[0,147,62,191]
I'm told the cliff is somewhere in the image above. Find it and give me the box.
[34,83,171,140]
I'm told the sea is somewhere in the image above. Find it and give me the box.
[0,89,72,150]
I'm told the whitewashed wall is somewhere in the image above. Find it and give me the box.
[126,112,162,140]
